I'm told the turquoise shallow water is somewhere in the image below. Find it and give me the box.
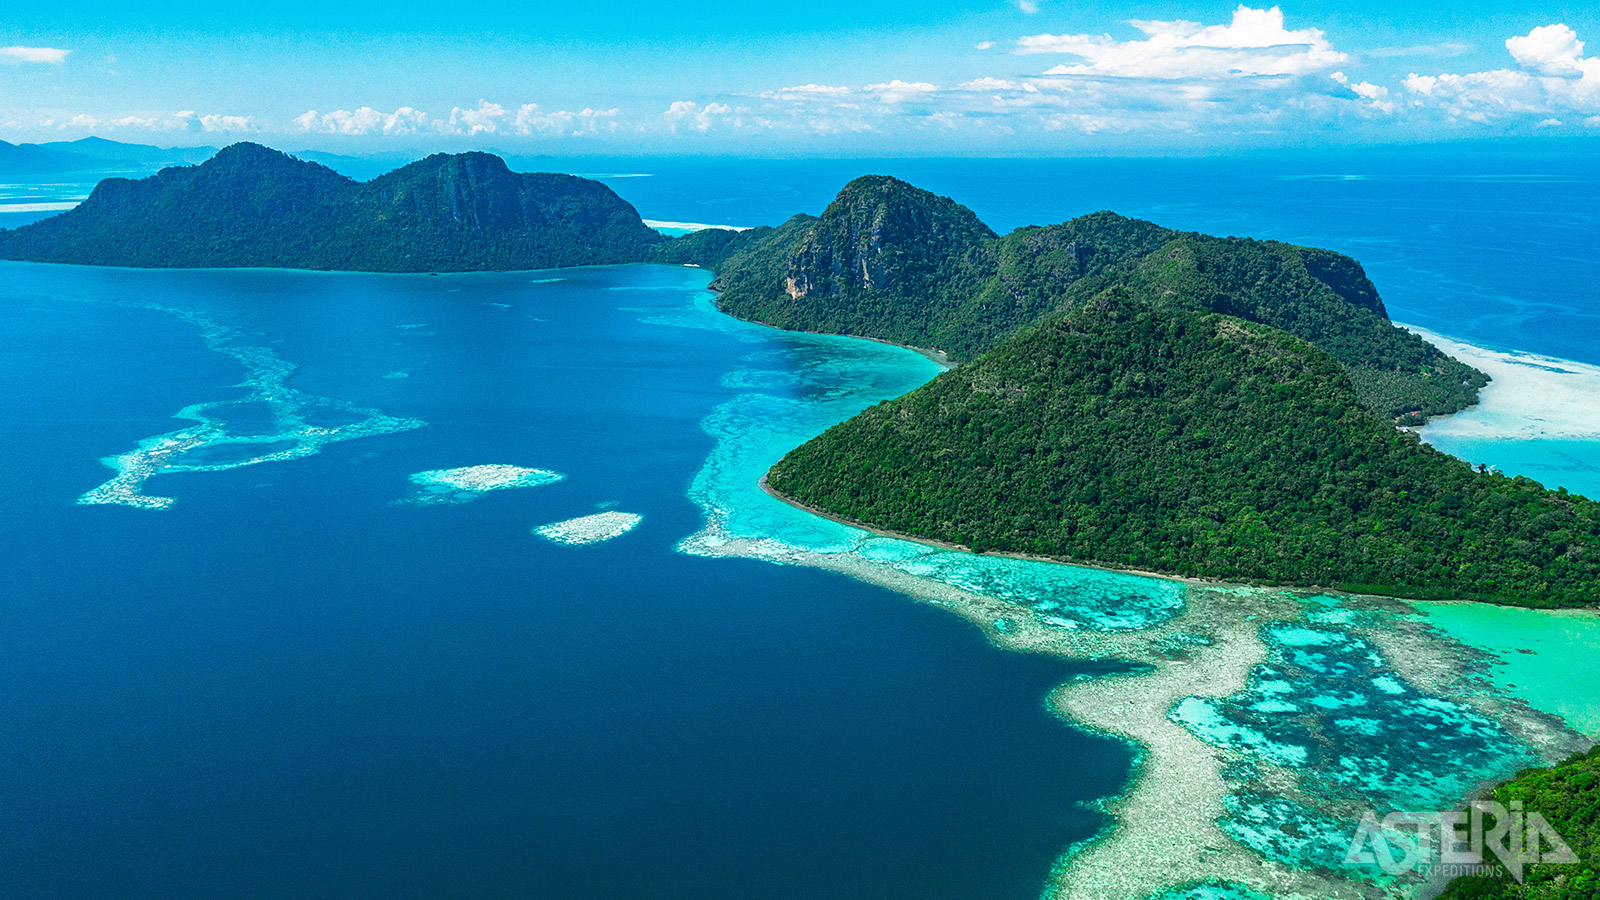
[1412,602,1600,740]
[665,292,1187,633]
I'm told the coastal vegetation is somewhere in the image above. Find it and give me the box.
[767,291,1600,608]
[1439,745,1599,898]
[706,175,1485,422]
[0,143,665,271]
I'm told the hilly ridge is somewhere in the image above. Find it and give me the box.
[0,143,665,271]
[697,175,1484,422]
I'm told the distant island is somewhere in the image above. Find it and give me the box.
[0,142,666,271]
[6,143,1596,608]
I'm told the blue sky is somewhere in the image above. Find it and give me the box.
[3,1,1598,154]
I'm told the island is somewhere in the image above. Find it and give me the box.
[0,142,666,271]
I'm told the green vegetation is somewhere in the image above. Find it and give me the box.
[1439,746,1599,899]
[0,143,666,271]
[767,291,1600,608]
[708,175,1484,420]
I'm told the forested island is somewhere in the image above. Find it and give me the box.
[677,175,1486,423]
[6,144,1596,608]
[673,175,1594,608]
[0,142,665,271]
[767,290,1600,606]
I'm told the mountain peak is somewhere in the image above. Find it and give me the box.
[824,175,997,241]
[394,150,515,178]
[211,141,293,164]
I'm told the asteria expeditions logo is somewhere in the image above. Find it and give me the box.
[1346,801,1579,882]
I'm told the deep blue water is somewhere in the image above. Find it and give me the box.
[0,263,1130,900]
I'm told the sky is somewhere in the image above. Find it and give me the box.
[3,1,1599,154]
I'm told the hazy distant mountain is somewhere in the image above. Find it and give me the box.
[38,137,217,167]
[0,139,106,175]
[0,137,216,176]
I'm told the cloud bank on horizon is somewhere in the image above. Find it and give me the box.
[3,5,1598,150]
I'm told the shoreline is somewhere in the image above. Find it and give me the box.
[697,280,955,369]
[758,474,1600,613]
[1403,323,1600,444]
[757,473,1190,587]
[698,313,1598,900]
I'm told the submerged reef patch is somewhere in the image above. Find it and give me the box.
[1150,883,1275,900]
[402,465,564,506]
[78,304,425,510]
[533,511,643,545]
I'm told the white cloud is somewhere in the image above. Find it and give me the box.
[663,100,745,133]
[974,41,995,51]
[957,77,1026,92]
[292,102,618,137]
[66,110,259,133]
[175,111,259,133]
[1365,42,1472,59]
[1331,71,1395,113]
[1404,23,1599,121]
[863,80,939,103]
[295,106,431,135]
[512,104,621,136]
[1020,5,1348,79]
[1018,0,1040,14]
[0,45,69,64]
[447,100,507,135]
[763,83,853,101]
[1506,24,1593,76]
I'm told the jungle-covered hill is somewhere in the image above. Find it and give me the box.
[0,142,666,272]
[685,175,1485,422]
[767,290,1599,608]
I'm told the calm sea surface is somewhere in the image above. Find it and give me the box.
[0,262,1129,900]
[1,147,1596,899]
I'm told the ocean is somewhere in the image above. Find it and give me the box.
[0,261,1148,900]
[1,146,1597,900]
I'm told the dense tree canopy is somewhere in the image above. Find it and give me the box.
[1439,746,1600,899]
[768,291,1600,608]
[0,143,666,272]
[705,176,1485,421]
